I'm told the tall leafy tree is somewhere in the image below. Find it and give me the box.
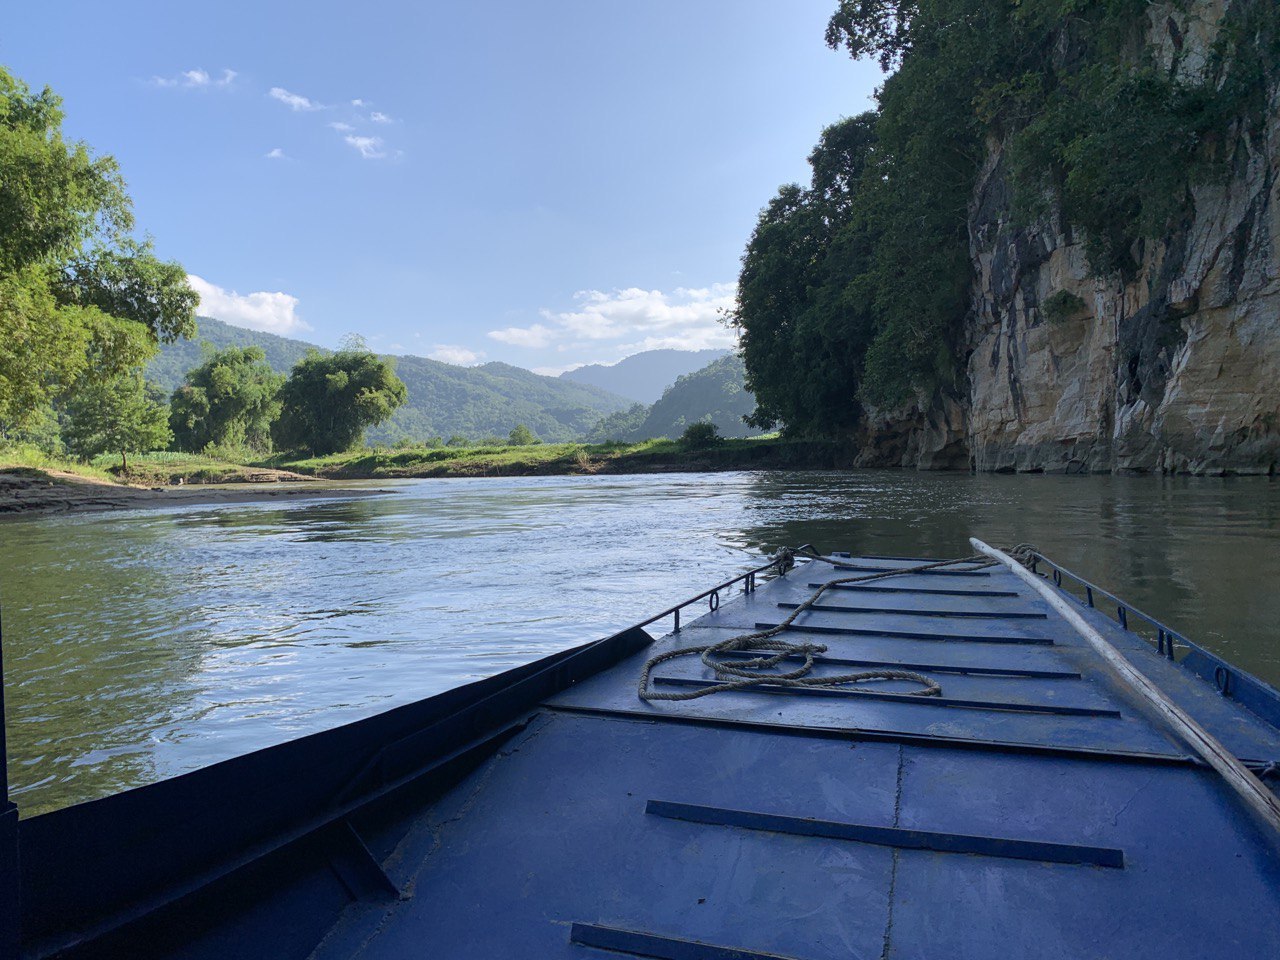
[0,66,195,430]
[273,348,408,455]
[733,115,879,434]
[62,372,171,471]
[170,346,284,453]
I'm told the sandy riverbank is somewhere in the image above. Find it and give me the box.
[0,469,398,517]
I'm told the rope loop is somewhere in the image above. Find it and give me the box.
[638,543,1038,703]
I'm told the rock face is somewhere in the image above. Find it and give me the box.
[877,1,1280,474]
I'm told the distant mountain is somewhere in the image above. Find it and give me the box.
[561,348,729,403]
[149,317,632,443]
[588,353,759,441]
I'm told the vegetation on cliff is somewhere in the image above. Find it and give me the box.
[734,0,1280,434]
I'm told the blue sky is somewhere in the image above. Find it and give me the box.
[4,1,880,374]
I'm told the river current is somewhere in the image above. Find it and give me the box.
[3,470,1278,815]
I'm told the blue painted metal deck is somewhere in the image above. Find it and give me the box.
[5,551,1280,959]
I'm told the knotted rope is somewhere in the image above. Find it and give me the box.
[637,543,1038,703]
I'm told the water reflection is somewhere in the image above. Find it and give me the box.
[2,471,1278,815]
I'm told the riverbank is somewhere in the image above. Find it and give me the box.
[274,437,847,479]
[0,468,394,517]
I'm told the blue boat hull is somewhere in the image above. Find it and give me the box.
[4,551,1280,959]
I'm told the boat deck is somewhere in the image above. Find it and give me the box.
[305,554,1280,960]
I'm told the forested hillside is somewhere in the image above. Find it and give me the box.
[151,317,631,443]
[734,0,1280,474]
[589,353,758,441]
[561,349,728,403]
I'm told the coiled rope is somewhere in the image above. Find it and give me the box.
[637,543,1038,703]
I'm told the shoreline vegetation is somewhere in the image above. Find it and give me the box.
[0,436,846,515]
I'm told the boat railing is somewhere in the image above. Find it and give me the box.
[635,544,813,635]
[1029,552,1280,731]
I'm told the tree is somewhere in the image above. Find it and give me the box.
[0,67,195,431]
[507,424,538,446]
[170,346,284,453]
[62,372,171,471]
[272,348,408,455]
[680,421,721,448]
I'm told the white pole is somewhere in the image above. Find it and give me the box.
[971,537,1280,838]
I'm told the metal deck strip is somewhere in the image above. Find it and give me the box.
[821,565,992,577]
[646,800,1125,868]
[650,677,1122,718]
[569,922,800,960]
[807,583,1020,597]
[754,622,1054,644]
[712,649,1082,680]
[777,602,1048,620]
[544,705,1201,766]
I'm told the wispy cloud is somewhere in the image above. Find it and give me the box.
[344,135,386,159]
[487,284,738,355]
[369,111,392,123]
[352,98,367,106]
[328,121,354,132]
[151,67,236,89]
[187,274,311,335]
[429,345,485,366]
[487,323,556,348]
[269,86,322,111]
[265,147,288,160]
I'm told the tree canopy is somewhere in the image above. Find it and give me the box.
[273,348,408,455]
[0,66,196,432]
[169,346,284,453]
[62,372,171,470]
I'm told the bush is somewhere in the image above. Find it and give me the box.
[508,423,538,446]
[1043,290,1088,325]
[681,421,721,448]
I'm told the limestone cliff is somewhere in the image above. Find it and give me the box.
[867,1,1280,474]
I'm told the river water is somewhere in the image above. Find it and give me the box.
[2,470,1278,815]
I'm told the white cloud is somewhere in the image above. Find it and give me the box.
[344,135,386,159]
[152,67,234,89]
[328,121,354,132]
[269,87,321,111]
[187,274,311,335]
[429,344,485,366]
[265,147,287,160]
[488,284,737,354]
[369,111,392,123]
[487,323,556,348]
[352,98,367,106]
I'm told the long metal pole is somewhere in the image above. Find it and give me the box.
[971,537,1280,839]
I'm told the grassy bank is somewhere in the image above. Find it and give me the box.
[272,436,849,479]
[0,435,850,490]
[0,445,315,487]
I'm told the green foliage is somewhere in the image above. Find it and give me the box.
[587,403,650,442]
[680,421,721,448]
[169,346,285,453]
[62,372,171,470]
[507,423,538,445]
[0,65,195,434]
[1043,290,1088,324]
[273,348,408,455]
